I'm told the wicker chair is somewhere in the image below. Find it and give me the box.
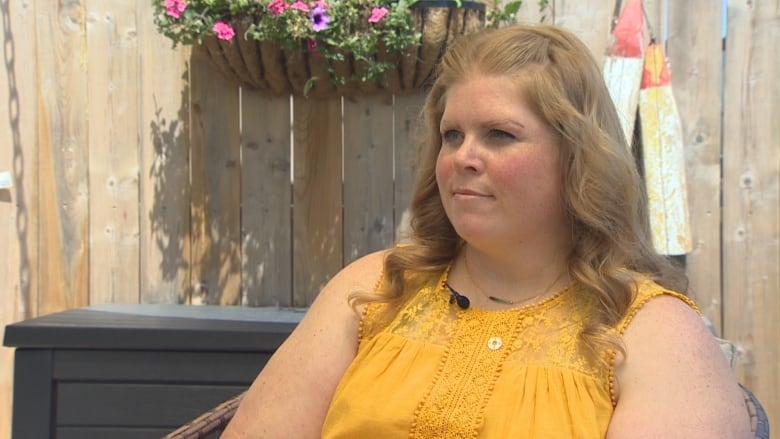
[164,385,769,439]
[164,391,246,439]
[742,384,771,439]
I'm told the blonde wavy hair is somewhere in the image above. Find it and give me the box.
[356,24,687,360]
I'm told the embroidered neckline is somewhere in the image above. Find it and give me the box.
[438,262,574,314]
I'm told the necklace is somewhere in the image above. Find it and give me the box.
[463,249,566,306]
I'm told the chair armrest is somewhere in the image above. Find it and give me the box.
[165,380,770,439]
[163,391,246,439]
[741,383,770,439]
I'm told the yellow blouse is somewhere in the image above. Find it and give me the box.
[322,272,696,438]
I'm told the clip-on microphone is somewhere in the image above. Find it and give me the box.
[445,283,470,309]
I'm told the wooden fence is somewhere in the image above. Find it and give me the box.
[0,0,777,437]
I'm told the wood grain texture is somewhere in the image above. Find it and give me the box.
[35,0,90,316]
[393,93,426,241]
[86,0,140,305]
[513,0,548,24]
[137,1,192,304]
[641,0,664,44]
[189,57,242,305]
[241,91,292,306]
[551,0,615,64]
[0,0,39,437]
[343,95,396,264]
[722,0,779,429]
[666,0,724,329]
[292,97,343,306]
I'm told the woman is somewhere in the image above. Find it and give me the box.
[222,24,750,438]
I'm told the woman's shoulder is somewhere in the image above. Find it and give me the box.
[609,282,750,437]
[616,277,699,336]
[220,248,393,438]
[323,249,388,299]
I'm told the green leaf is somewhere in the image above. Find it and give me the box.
[504,1,522,16]
[303,77,318,96]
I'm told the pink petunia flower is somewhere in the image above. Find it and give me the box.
[291,1,310,12]
[368,7,388,23]
[268,0,289,15]
[212,21,236,41]
[164,0,187,19]
[311,0,328,9]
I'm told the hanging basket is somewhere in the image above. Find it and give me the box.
[194,1,486,98]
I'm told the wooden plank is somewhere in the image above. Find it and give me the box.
[36,0,90,315]
[0,0,39,436]
[393,93,427,241]
[86,0,140,305]
[240,91,293,306]
[722,0,779,429]
[0,0,39,320]
[189,57,242,305]
[665,0,724,328]
[551,0,615,65]
[292,97,343,306]
[342,95,395,264]
[514,0,548,24]
[641,0,664,44]
[137,0,192,304]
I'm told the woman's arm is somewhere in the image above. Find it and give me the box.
[220,249,387,439]
[607,295,751,439]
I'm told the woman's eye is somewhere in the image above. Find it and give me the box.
[488,129,516,141]
[441,130,463,144]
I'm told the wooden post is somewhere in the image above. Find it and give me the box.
[343,95,396,264]
[722,0,779,427]
[0,0,40,436]
[86,0,141,304]
[241,92,293,307]
[666,0,724,328]
[138,1,192,305]
[189,57,242,305]
[292,98,343,306]
[36,0,90,316]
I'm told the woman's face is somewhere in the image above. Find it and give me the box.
[435,74,568,250]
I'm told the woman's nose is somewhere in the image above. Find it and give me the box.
[453,137,483,172]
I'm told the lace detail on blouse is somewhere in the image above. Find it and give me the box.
[361,274,597,438]
[326,271,697,438]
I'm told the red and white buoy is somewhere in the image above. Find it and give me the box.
[639,42,693,255]
[603,0,645,149]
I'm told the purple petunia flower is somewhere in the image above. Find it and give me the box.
[311,5,330,31]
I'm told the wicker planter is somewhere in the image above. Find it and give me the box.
[195,0,486,98]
